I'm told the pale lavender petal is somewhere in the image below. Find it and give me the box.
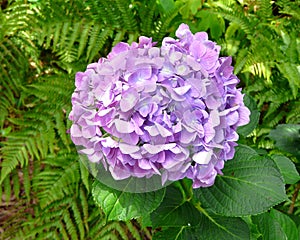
[108,42,130,59]
[237,105,251,126]
[80,148,94,155]
[144,125,159,136]
[209,110,220,127]
[180,130,197,144]
[82,126,96,138]
[226,111,239,126]
[175,23,191,38]
[138,159,152,170]
[114,119,135,133]
[194,32,208,41]
[89,151,103,163]
[120,88,139,112]
[70,124,82,137]
[192,150,213,165]
[204,122,215,143]
[154,122,172,137]
[119,143,140,154]
[173,85,191,95]
[143,143,176,154]
[205,95,222,109]
[190,41,206,59]
[109,165,131,180]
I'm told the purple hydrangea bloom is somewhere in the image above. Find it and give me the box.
[69,23,250,188]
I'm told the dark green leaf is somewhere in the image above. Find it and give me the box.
[195,146,287,217]
[270,209,299,240]
[252,212,287,240]
[271,155,300,184]
[151,185,200,228]
[196,11,225,39]
[153,214,249,240]
[92,181,165,221]
[160,0,175,13]
[242,216,262,240]
[269,124,300,158]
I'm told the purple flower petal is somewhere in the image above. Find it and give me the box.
[237,105,251,126]
[119,143,140,154]
[190,41,206,59]
[82,126,96,138]
[143,143,176,154]
[108,42,130,59]
[114,119,135,134]
[80,148,94,155]
[70,124,82,137]
[138,159,152,170]
[173,85,191,95]
[154,122,172,137]
[120,88,139,112]
[192,150,213,165]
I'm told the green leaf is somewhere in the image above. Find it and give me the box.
[237,94,260,137]
[151,185,201,228]
[252,212,287,240]
[179,0,202,19]
[270,209,299,240]
[92,180,165,221]
[269,124,300,158]
[160,0,175,13]
[242,216,262,240]
[153,214,249,240]
[277,63,300,98]
[195,145,287,217]
[271,155,300,184]
[196,11,225,39]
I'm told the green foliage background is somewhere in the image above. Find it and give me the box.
[0,0,299,239]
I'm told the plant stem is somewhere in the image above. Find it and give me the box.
[288,183,300,214]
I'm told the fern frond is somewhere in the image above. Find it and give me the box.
[33,152,80,207]
[79,160,90,193]
[286,101,300,123]
[23,165,31,201]
[64,209,79,240]
[126,221,142,240]
[84,0,121,26]
[11,169,21,200]
[3,176,11,203]
[276,62,300,98]
[0,95,10,128]
[155,3,183,41]
[276,0,300,20]
[256,0,273,18]
[1,141,28,185]
[3,3,39,35]
[77,22,94,59]
[0,38,27,95]
[0,107,61,184]
[71,198,86,239]
[214,5,254,36]
[245,62,273,83]
[234,47,248,75]
[139,0,157,36]
[115,0,138,31]
[86,27,113,62]
[93,221,128,240]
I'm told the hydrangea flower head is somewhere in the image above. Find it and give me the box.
[69,23,250,189]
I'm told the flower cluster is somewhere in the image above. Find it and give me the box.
[69,24,250,188]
